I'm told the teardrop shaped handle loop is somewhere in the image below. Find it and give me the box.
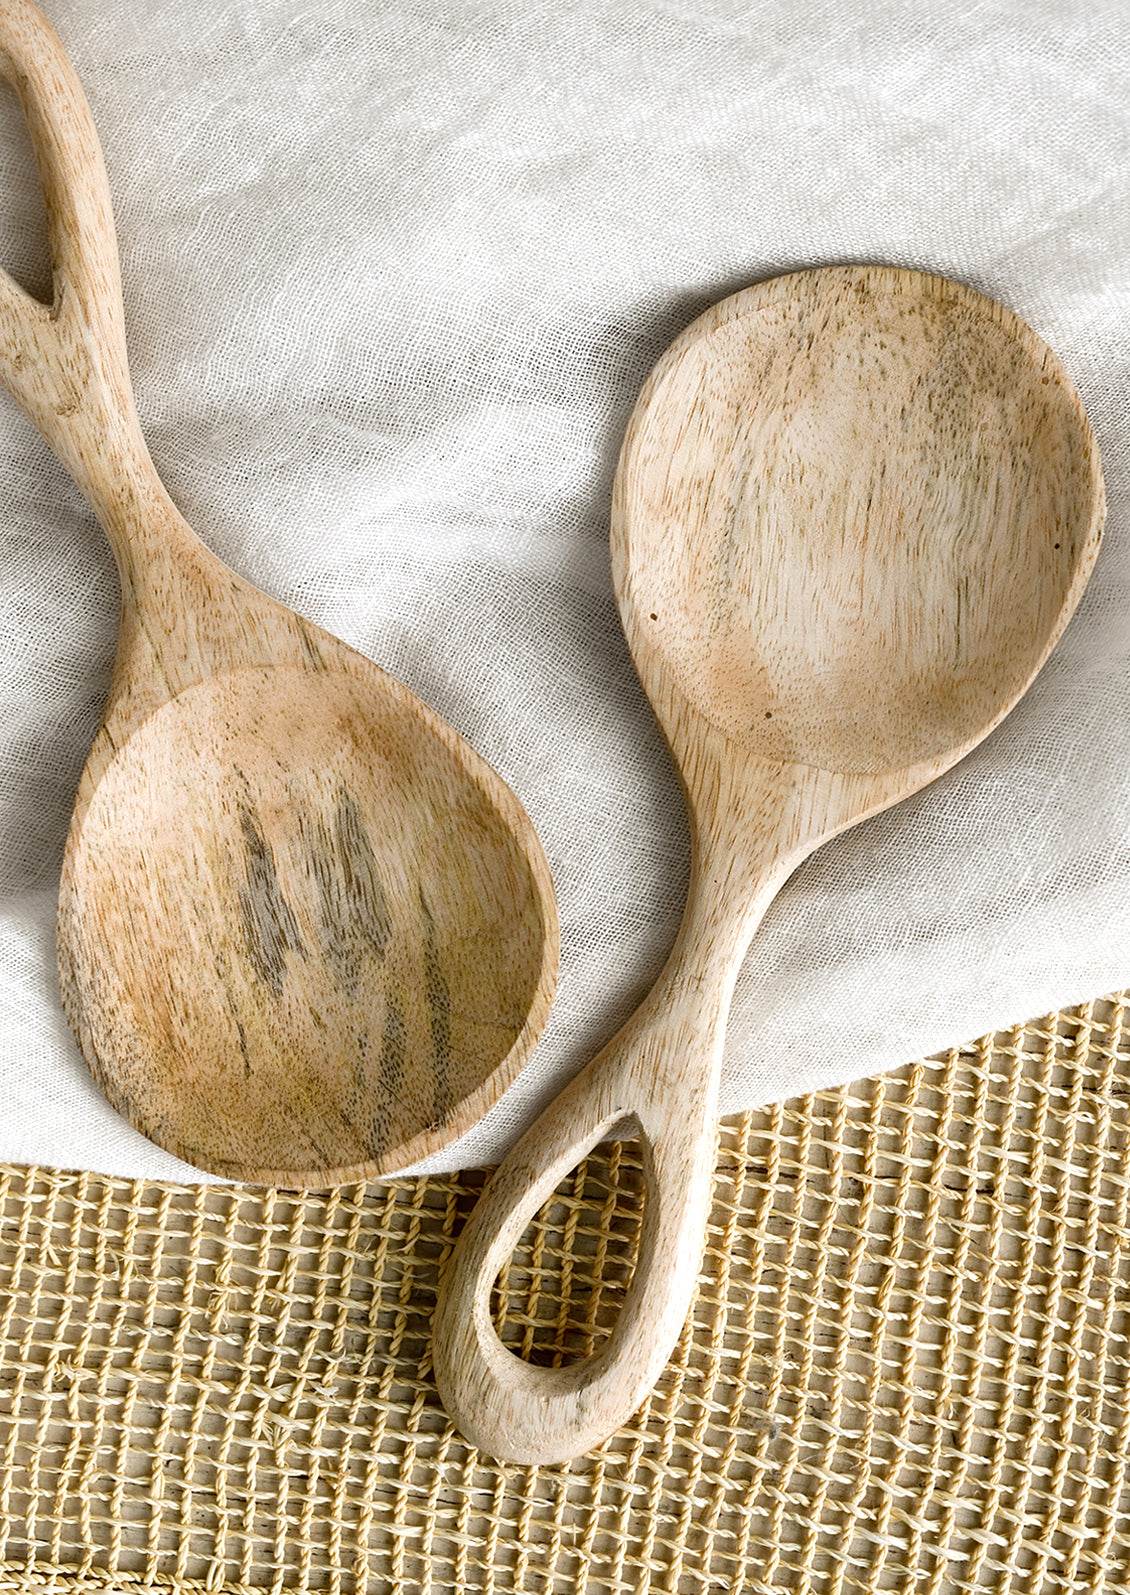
[432,998,725,1465]
[427,795,795,1469]
[0,0,133,446]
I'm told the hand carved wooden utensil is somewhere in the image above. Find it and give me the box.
[433,264,1105,1462]
[0,0,557,1185]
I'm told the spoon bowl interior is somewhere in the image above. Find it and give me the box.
[59,649,556,1187]
[615,267,1103,781]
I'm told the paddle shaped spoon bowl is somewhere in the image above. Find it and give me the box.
[0,0,557,1185]
[433,265,1104,1463]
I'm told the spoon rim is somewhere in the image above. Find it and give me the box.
[611,262,1105,790]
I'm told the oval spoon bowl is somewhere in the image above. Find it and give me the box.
[618,266,1101,778]
[60,653,555,1185]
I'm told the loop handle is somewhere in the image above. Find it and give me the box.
[0,0,134,452]
[431,881,756,1465]
[432,773,816,1464]
[433,1005,724,1464]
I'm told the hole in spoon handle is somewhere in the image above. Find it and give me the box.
[0,0,133,451]
[432,990,726,1466]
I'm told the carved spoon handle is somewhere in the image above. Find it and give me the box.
[0,0,289,743]
[431,844,777,1465]
[0,0,142,499]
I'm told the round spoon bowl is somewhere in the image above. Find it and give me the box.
[60,658,555,1185]
[615,267,1101,778]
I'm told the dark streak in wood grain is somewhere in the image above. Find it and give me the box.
[379,991,407,1144]
[420,888,453,1124]
[237,804,305,996]
[297,622,328,674]
[236,1018,251,1080]
[305,788,393,996]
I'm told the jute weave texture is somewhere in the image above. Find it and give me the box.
[2,993,1129,1593]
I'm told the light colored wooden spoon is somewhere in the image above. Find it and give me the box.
[0,0,557,1186]
[432,264,1105,1462]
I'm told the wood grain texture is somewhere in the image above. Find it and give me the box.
[0,0,558,1185]
[432,265,1105,1463]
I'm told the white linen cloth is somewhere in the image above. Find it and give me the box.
[0,0,1127,1182]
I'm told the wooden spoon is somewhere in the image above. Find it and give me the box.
[432,264,1104,1462]
[0,0,557,1186]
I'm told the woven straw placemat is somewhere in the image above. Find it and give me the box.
[2,993,1129,1594]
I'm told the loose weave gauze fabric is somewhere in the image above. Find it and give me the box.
[0,0,1127,1182]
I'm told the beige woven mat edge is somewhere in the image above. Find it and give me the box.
[3,992,1130,1594]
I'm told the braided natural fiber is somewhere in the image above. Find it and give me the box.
[2,993,1129,1593]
